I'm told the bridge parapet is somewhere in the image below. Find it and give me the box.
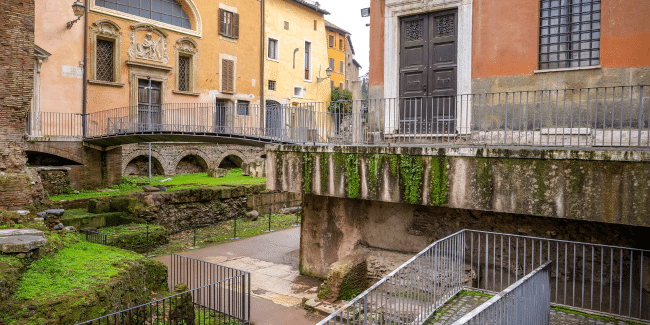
[266,145,650,227]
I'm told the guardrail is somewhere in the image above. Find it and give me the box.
[451,261,552,325]
[316,229,649,325]
[76,254,250,325]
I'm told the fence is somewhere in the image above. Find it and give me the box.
[76,254,250,325]
[84,229,107,245]
[451,261,552,325]
[26,111,83,138]
[316,229,649,325]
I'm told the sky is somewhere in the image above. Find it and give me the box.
[319,0,371,78]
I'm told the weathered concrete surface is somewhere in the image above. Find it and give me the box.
[267,145,650,227]
[0,229,47,253]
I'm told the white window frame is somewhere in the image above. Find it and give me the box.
[304,39,312,82]
[293,85,304,98]
[267,36,280,62]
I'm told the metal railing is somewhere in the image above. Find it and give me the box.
[84,229,107,245]
[451,261,552,325]
[317,230,467,324]
[317,229,649,325]
[27,85,650,148]
[76,254,250,325]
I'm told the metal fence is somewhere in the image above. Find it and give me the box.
[26,111,83,138]
[76,254,250,325]
[316,229,649,325]
[84,229,107,245]
[451,261,552,325]
[317,230,467,325]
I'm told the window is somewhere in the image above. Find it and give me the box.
[96,39,114,82]
[329,35,334,47]
[96,0,191,29]
[339,39,343,50]
[267,38,279,61]
[330,80,334,89]
[219,9,239,38]
[339,83,343,89]
[177,55,191,91]
[340,61,344,73]
[237,100,250,116]
[284,21,290,30]
[304,41,311,80]
[268,80,276,91]
[329,58,334,70]
[314,20,317,31]
[293,86,304,98]
[539,0,600,70]
[222,59,234,93]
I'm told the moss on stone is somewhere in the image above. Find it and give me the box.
[400,155,423,205]
[533,160,551,215]
[320,153,329,194]
[368,154,381,198]
[345,155,360,199]
[430,156,448,206]
[304,153,312,194]
[475,158,493,208]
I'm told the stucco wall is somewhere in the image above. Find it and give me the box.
[264,0,330,105]
[326,27,346,89]
[267,145,650,228]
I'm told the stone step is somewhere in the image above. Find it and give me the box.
[0,235,47,253]
[0,228,44,238]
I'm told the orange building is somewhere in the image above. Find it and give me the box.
[325,20,348,90]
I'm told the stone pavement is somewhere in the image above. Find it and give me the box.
[155,227,325,325]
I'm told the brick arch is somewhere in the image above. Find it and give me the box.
[215,149,252,169]
[171,149,212,172]
[25,146,85,165]
[122,150,173,176]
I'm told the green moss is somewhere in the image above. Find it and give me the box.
[320,153,329,193]
[333,153,346,181]
[429,156,448,206]
[304,153,312,194]
[400,155,423,205]
[345,155,361,199]
[475,158,493,208]
[533,160,551,215]
[368,154,381,198]
[386,154,399,177]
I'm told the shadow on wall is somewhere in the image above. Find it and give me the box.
[175,155,208,175]
[218,155,243,170]
[124,155,164,176]
[26,151,82,167]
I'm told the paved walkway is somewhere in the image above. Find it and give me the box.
[155,227,325,325]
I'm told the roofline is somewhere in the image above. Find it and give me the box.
[289,0,330,15]
[353,59,362,69]
[346,35,355,55]
[324,20,349,34]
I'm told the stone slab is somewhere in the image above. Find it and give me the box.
[0,235,47,253]
[0,229,44,238]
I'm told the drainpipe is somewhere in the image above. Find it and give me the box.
[260,0,265,129]
[82,0,88,138]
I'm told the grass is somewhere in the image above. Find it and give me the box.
[14,240,144,302]
[49,169,265,201]
[148,214,299,256]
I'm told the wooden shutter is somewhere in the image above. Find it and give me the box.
[218,9,225,36]
[222,59,234,93]
[232,13,239,38]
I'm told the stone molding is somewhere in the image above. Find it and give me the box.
[127,24,170,64]
[174,37,199,93]
[90,19,123,84]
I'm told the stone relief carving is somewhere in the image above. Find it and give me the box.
[175,38,198,54]
[127,25,170,64]
[91,20,121,37]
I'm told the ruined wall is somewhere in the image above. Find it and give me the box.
[0,0,40,209]
[267,145,650,227]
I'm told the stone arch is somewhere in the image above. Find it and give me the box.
[25,151,83,167]
[24,144,86,166]
[215,149,251,170]
[122,150,172,175]
[123,155,165,176]
[172,149,211,174]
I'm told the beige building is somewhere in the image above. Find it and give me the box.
[345,35,362,100]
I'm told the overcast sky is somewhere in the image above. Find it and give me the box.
[319,0,371,77]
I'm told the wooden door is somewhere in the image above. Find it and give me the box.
[399,9,457,134]
[137,79,162,131]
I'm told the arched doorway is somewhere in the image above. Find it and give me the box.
[124,155,164,176]
[175,155,208,174]
[218,155,243,170]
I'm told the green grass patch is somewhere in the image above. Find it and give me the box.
[550,305,645,324]
[14,241,143,302]
[49,169,265,201]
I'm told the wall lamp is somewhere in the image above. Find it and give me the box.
[66,0,86,29]
[317,67,333,82]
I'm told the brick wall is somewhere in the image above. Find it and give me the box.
[0,0,36,209]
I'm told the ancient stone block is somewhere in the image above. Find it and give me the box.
[169,283,195,325]
[207,168,227,178]
[318,254,368,302]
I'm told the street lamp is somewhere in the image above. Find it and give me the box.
[317,67,333,82]
[66,0,86,29]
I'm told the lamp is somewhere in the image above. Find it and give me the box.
[66,0,86,29]
[317,67,333,82]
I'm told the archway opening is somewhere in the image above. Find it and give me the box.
[124,155,164,176]
[26,151,82,167]
[175,155,208,175]
[218,155,243,170]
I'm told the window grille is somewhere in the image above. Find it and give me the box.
[539,0,600,70]
[96,0,191,29]
[237,101,250,116]
[96,39,114,82]
[268,80,276,91]
[178,55,190,91]
[222,59,234,93]
[219,9,239,38]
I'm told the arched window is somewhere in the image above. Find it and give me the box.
[96,0,191,29]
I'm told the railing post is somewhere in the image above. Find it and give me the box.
[265,208,274,233]
[231,215,240,240]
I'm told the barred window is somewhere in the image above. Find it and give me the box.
[268,80,276,91]
[96,0,191,29]
[96,39,114,82]
[178,55,190,91]
[539,0,600,70]
[237,100,250,116]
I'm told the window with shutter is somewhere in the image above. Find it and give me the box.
[329,58,334,70]
[329,35,334,47]
[222,59,234,93]
[219,9,239,39]
[339,39,343,50]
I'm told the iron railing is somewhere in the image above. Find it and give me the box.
[84,229,107,245]
[316,229,649,325]
[27,85,650,148]
[451,261,552,325]
[76,254,250,325]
